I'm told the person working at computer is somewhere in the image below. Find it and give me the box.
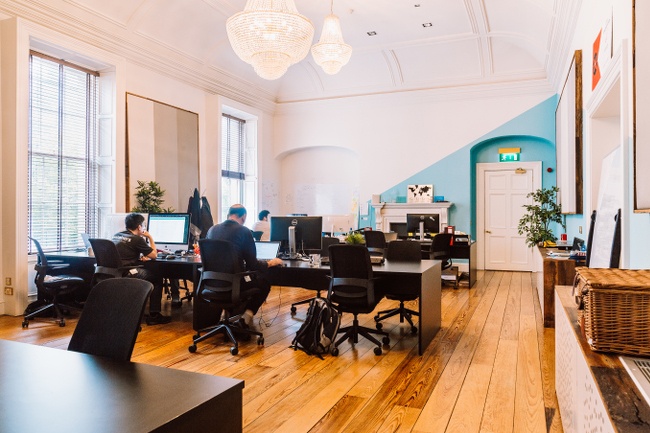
[252,209,270,241]
[113,213,172,325]
[206,204,283,327]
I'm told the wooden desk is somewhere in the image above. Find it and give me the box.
[536,247,578,327]
[194,260,442,356]
[0,339,244,433]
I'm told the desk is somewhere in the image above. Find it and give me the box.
[0,339,244,433]
[194,260,441,356]
[412,240,477,287]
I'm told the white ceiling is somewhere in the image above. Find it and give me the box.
[2,0,576,104]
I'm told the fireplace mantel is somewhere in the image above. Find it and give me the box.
[371,202,453,232]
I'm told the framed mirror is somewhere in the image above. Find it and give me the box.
[555,50,583,214]
[634,0,650,211]
[125,93,199,212]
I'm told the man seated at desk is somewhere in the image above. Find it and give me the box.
[113,213,172,325]
[206,204,283,327]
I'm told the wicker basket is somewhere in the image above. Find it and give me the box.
[574,268,650,356]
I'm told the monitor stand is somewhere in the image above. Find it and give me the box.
[418,221,425,241]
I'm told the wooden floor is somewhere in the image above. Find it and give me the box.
[0,270,563,433]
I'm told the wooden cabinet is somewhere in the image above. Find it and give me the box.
[535,247,577,327]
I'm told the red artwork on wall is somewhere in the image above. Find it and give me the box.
[592,29,602,90]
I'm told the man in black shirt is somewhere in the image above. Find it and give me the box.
[113,213,171,325]
[206,204,283,326]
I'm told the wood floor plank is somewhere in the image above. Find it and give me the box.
[0,269,563,433]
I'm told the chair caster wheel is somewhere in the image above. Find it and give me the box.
[21,321,28,329]
[411,326,418,334]
[374,347,383,356]
[257,336,264,345]
[375,322,383,330]
[374,315,380,322]
[230,346,238,356]
[193,333,200,339]
[59,320,66,327]
[188,345,197,353]
[382,336,390,345]
[331,347,339,356]
[290,306,297,314]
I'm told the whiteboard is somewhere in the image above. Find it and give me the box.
[590,149,622,268]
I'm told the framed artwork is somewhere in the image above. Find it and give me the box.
[407,184,433,203]
[555,50,583,214]
[634,0,650,211]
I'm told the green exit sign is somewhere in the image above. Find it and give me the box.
[499,152,520,162]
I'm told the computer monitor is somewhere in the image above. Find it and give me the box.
[322,214,354,235]
[146,213,191,252]
[270,216,323,258]
[406,213,440,240]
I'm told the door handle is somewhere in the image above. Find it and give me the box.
[485,230,492,234]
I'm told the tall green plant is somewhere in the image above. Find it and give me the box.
[131,180,175,213]
[517,186,565,247]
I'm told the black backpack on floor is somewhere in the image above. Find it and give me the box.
[291,297,340,358]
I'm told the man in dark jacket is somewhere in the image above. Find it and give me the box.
[206,204,283,326]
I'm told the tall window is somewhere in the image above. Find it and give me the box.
[28,52,98,253]
[221,114,246,221]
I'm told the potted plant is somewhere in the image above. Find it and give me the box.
[517,186,565,247]
[131,180,175,213]
[344,231,365,245]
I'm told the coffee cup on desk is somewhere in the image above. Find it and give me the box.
[87,247,94,257]
[309,254,321,267]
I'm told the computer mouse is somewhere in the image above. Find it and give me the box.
[165,255,177,260]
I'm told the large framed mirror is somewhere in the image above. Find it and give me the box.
[125,93,199,212]
[634,0,650,211]
[555,50,583,214]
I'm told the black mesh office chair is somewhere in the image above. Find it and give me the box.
[374,240,421,334]
[327,244,390,356]
[22,237,85,328]
[364,231,387,257]
[68,278,152,361]
[290,236,340,314]
[88,238,141,286]
[430,233,457,286]
[188,239,264,355]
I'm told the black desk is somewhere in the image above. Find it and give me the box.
[0,339,243,433]
[195,260,441,356]
[415,240,477,287]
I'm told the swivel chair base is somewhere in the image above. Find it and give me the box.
[331,316,390,356]
[374,301,419,334]
[189,313,264,355]
[22,301,81,328]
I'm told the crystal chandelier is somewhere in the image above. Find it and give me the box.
[226,0,315,80]
[311,1,352,75]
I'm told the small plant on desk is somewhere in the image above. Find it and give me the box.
[344,232,364,245]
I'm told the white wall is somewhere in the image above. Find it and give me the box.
[274,87,553,213]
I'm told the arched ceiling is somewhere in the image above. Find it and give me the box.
[1,0,577,104]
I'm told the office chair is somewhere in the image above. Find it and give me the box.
[68,278,152,361]
[188,239,264,355]
[364,230,387,257]
[251,231,264,241]
[88,238,141,286]
[374,240,421,334]
[327,244,390,356]
[430,233,457,287]
[22,237,85,328]
[290,236,340,314]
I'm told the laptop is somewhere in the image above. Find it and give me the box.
[255,241,281,260]
[80,233,92,249]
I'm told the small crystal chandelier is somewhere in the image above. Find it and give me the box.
[311,0,352,75]
[226,0,315,80]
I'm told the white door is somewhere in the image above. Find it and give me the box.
[477,162,541,271]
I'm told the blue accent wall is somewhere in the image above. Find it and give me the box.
[373,96,558,239]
